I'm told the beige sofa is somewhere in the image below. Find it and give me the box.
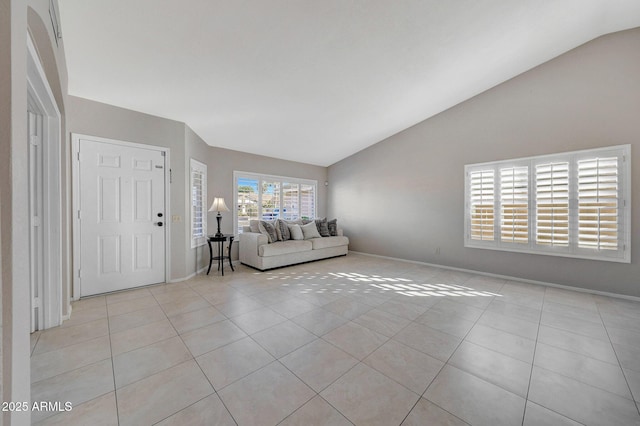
[239,226,349,270]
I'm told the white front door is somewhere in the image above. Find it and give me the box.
[78,138,166,296]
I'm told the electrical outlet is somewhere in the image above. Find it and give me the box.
[172,215,182,223]
[435,247,441,255]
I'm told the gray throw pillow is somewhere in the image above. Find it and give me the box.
[288,223,304,240]
[301,221,322,239]
[275,219,291,240]
[327,219,338,236]
[259,220,278,243]
[315,218,330,237]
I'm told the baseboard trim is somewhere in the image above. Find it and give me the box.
[348,250,640,303]
[61,305,72,322]
[168,265,208,283]
[168,261,240,283]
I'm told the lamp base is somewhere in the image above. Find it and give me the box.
[215,213,223,237]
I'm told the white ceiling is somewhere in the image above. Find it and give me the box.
[59,0,640,167]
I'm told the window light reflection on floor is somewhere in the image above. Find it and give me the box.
[255,270,502,298]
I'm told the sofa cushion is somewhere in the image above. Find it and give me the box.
[259,240,313,257]
[315,218,330,237]
[249,220,260,233]
[302,221,322,239]
[310,236,349,250]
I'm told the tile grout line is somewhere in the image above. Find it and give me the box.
[30,317,110,357]
[399,277,507,426]
[274,353,357,425]
[105,297,121,426]
[527,292,634,424]
[535,311,639,399]
[150,281,239,426]
[186,274,250,426]
[521,285,545,426]
[201,269,319,424]
[244,282,398,424]
[596,298,640,418]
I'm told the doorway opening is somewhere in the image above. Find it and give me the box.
[27,34,63,330]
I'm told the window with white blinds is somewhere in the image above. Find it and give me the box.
[578,157,619,251]
[233,171,317,235]
[469,170,495,241]
[190,159,207,248]
[535,162,569,247]
[501,167,528,244]
[465,145,630,263]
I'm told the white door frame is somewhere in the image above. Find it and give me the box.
[71,134,172,300]
[27,34,63,329]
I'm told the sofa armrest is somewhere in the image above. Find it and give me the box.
[239,232,268,266]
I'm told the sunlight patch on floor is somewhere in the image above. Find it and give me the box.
[258,270,502,298]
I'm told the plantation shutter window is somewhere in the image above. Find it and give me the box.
[233,172,317,234]
[261,181,281,220]
[500,167,528,244]
[300,184,316,220]
[464,145,629,263]
[578,157,619,251]
[535,162,569,247]
[190,159,207,248]
[282,182,300,221]
[469,170,495,241]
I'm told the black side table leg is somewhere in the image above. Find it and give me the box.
[207,240,213,275]
[219,240,224,276]
[228,238,235,271]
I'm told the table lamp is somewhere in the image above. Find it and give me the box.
[209,197,230,237]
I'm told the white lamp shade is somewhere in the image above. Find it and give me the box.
[209,197,230,212]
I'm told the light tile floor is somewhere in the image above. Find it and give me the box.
[30,254,640,425]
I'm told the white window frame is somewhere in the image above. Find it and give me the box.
[233,171,318,235]
[190,159,207,248]
[464,145,631,263]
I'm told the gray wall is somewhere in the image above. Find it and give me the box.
[185,126,212,275]
[67,97,328,280]
[328,27,640,298]
[0,0,11,420]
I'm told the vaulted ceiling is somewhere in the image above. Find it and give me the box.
[59,0,640,166]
